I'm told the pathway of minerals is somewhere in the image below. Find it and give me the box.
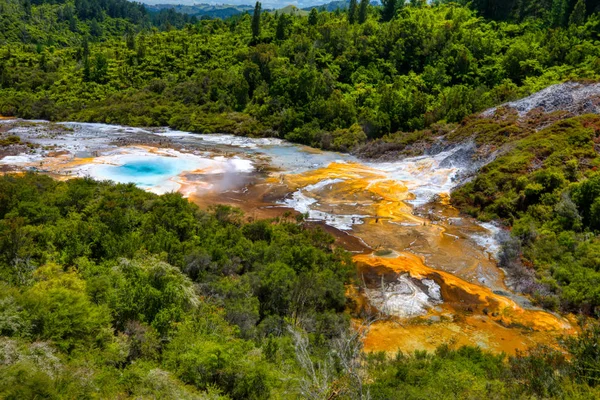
[0,120,573,354]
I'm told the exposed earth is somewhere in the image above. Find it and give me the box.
[0,118,576,355]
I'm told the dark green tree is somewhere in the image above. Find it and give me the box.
[68,15,77,32]
[82,56,91,81]
[125,26,136,50]
[551,0,568,27]
[39,52,47,72]
[22,0,31,17]
[348,0,358,24]
[470,0,518,20]
[275,13,287,40]
[91,53,108,83]
[251,1,261,40]
[358,0,369,24]
[308,8,318,25]
[81,37,89,60]
[569,0,586,26]
[90,18,102,38]
[381,0,398,22]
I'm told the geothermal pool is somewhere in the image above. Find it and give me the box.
[72,148,254,194]
[0,120,573,354]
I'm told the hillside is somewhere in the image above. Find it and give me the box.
[303,0,350,11]
[145,3,254,19]
[273,4,309,16]
[2,0,600,398]
[357,80,600,313]
[1,1,598,151]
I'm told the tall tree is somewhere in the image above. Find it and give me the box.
[308,8,318,26]
[22,0,31,17]
[90,18,102,38]
[348,0,358,24]
[569,0,586,25]
[275,13,287,40]
[381,0,397,22]
[252,1,261,40]
[82,55,91,82]
[551,0,568,26]
[125,26,136,51]
[358,0,369,24]
[471,0,518,20]
[91,53,108,83]
[81,37,90,60]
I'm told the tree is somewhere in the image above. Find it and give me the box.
[125,26,136,50]
[82,55,91,81]
[68,15,77,32]
[251,1,261,40]
[22,0,31,17]
[90,18,102,38]
[348,0,358,24]
[81,37,89,60]
[381,0,397,22]
[91,53,108,83]
[0,217,34,284]
[308,8,318,26]
[358,0,369,24]
[23,264,111,352]
[551,0,568,27]
[569,0,586,26]
[564,319,600,387]
[275,13,287,40]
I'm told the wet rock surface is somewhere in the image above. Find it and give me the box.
[483,81,600,119]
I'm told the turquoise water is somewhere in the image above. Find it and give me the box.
[88,155,205,190]
[116,159,176,179]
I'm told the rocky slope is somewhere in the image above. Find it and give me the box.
[482,81,600,119]
[354,80,600,166]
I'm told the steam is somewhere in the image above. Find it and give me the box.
[192,157,255,195]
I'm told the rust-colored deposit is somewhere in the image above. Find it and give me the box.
[278,162,421,223]
[1,122,579,357]
[354,254,570,331]
[277,161,508,291]
[354,253,574,354]
[362,318,566,356]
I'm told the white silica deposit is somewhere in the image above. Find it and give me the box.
[365,274,443,318]
[71,147,254,195]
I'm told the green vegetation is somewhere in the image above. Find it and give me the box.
[368,338,600,399]
[459,0,598,25]
[0,0,599,151]
[0,135,20,146]
[144,3,254,20]
[1,173,600,398]
[452,115,600,313]
[2,1,600,398]
[0,173,353,398]
[252,2,261,40]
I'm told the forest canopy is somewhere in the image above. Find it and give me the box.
[0,0,599,150]
[2,1,600,398]
[0,173,599,398]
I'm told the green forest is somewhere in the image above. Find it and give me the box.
[1,174,600,399]
[2,0,600,398]
[1,0,599,150]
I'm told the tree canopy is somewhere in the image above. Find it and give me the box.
[0,1,598,150]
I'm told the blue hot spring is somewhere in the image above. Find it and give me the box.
[87,154,208,192]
